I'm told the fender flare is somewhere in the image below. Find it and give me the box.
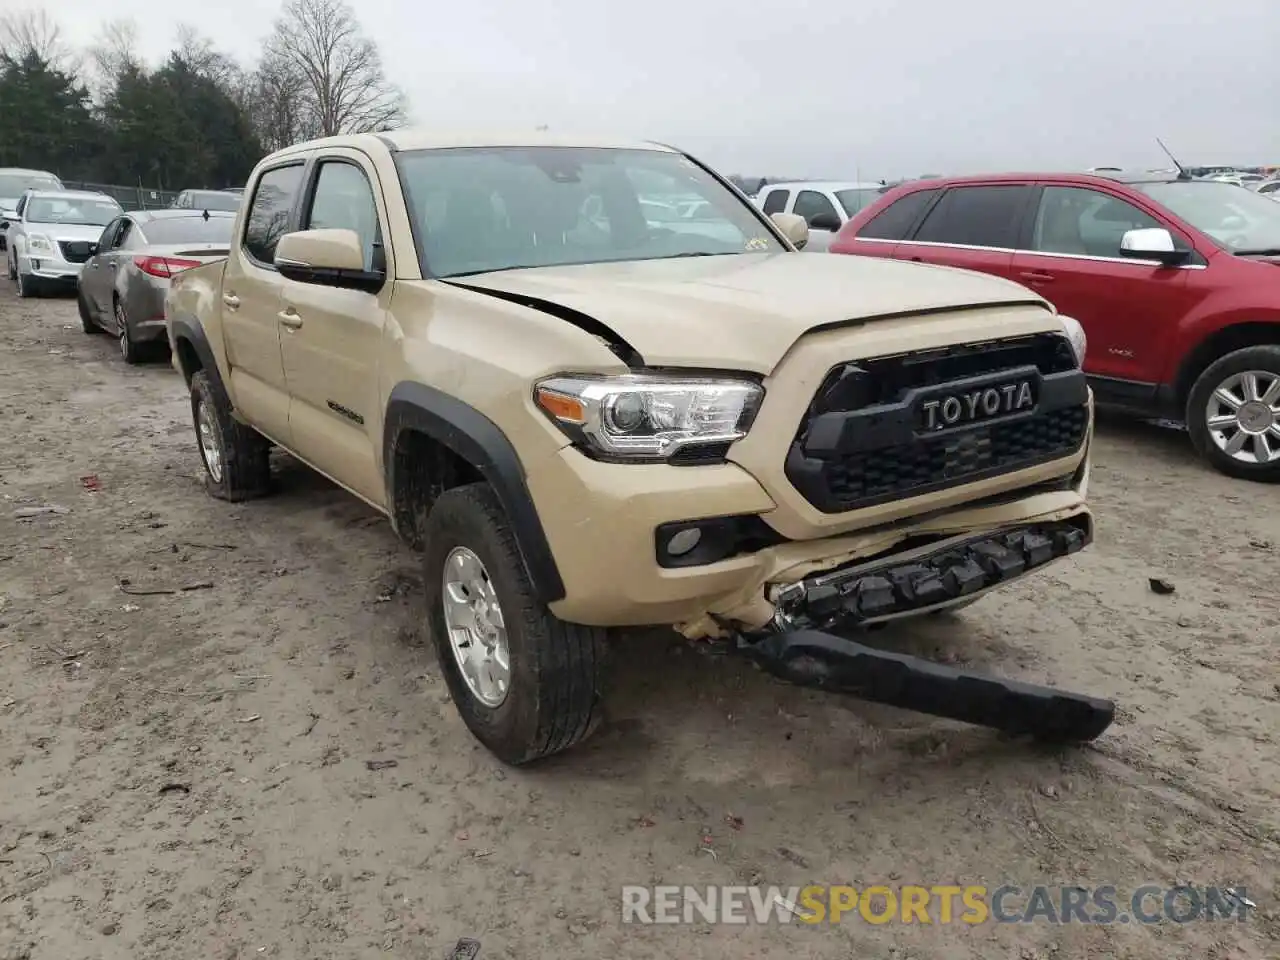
[169,315,231,405]
[383,381,566,604]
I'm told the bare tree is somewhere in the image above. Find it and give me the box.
[264,0,406,138]
[85,18,142,98]
[173,24,242,86]
[0,9,74,67]
[244,51,313,152]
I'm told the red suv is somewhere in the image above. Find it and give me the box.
[831,172,1280,482]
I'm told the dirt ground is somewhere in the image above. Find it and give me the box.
[0,281,1276,960]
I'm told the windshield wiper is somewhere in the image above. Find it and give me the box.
[1234,248,1280,256]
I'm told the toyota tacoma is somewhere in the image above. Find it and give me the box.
[165,132,1113,764]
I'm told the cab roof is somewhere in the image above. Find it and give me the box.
[269,130,680,160]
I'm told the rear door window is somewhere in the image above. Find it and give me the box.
[911,185,1033,248]
[760,189,789,215]
[242,164,305,266]
[858,188,939,240]
[793,190,841,226]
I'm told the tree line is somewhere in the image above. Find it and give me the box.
[0,2,406,191]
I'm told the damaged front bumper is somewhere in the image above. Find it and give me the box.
[732,516,1115,743]
[770,515,1091,629]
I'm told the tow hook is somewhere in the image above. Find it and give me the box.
[733,519,1116,743]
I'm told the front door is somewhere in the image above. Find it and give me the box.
[221,161,308,445]
[895,184,1035,283]
[279,152,391,507]
[1010,185,1194,383]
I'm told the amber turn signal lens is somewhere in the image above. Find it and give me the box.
[535,387,586,424]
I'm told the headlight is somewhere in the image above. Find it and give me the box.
[534,373,763,461]
[1059,315,1087,366]
[27,234,54,254]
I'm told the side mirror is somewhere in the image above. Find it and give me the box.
[770,212,809,250]
[1119,227,1189,266]
[274,228,384,293]
[808,211,843,232]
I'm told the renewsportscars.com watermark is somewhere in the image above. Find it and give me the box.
[621,885,1255,926]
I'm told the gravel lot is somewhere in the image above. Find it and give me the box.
[0,282,1277,960]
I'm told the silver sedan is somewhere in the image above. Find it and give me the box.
[77,210,236,363]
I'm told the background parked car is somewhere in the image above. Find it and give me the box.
[831,170,1280,482]
[0,167,64,251]
[5,189,122,298]
[754,180,886,251]
[77,209,236,363]
[171,189,242,212]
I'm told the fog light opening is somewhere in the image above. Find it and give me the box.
[665,527,703,557]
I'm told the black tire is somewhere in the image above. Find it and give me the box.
[422,483,607,765]
[115,298,145,364]
[189,370,272,501]
[1186,345,1280,483]
[15,271,37,298]
[77,287,100,334]
[6,254,14,281]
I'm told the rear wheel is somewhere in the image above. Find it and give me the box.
[1186,345,1280,483]
[115,298,143,363]
[189,370,272,501]
[422,483,607,765]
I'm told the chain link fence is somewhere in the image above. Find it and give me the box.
[61,181,179,211]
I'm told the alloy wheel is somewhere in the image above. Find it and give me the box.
[1205,369,1280,465]
[116,302,131,359]
[196,398,225,483]
[441,546,511,708]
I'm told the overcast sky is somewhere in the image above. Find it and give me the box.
[45,0,1280,178]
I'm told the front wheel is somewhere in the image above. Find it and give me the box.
[189,370,272,501]
[422,483,607,765]
[77,288,100,333]
[15,271,37,298]
[1186,346,1280,483]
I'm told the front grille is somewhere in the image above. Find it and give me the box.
[786,333,1089,514]
[58,241,93,264]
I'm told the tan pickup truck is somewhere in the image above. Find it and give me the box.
[165,131,1113,764]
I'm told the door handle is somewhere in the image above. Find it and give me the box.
[1019,270,1055,282]
[107,262,117,270]
[277,310,303,330]
[222,293,240,310]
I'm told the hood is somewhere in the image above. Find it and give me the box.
[27,222,109,243]
[447,253,1049,373]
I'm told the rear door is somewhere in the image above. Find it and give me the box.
[896,184,1035,281]
[82,217,124,312]
[221,160,309,444]
[1011,183,1195,383]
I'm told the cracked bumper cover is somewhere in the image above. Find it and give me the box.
[773,517,1091,628]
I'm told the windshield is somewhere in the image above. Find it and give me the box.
[835,188,882,217]
[1134,180,1280,253]
[395,146,784,277]
[26,196,121,227]
[143,216,235,244]
[189,192,242,212]
[0,174,61,199]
